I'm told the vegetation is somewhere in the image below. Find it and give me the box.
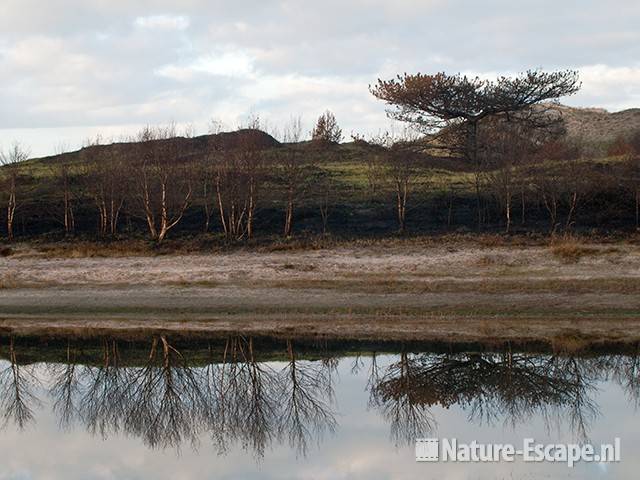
[1,69,640,247]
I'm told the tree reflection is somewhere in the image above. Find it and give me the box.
[123,336,210,450]
[370,351,601,444]
[1,337,638,458]
[0,338,41,429]
[369,351,436,445]
[49,342,83,429]
[606,351,640,409]
[280,339,337,456]
[212,336,281,457]
[39,336,336,456]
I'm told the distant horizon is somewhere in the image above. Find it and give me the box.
[10,99,637,160]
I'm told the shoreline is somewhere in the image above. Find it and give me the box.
[2,314,640,346]
[2,240,640,349]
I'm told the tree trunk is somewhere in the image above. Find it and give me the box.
[247,177,255,239]
[469,120,483,230]
[109,198,123,236]
[542,192,558,234]
[215,173,228,238]
[63,190,74,236]
[396,179,407,234]
[283,188,294,237]
[320,191,330,236]
[565,191,578,231]
[158,179,169,243]
[7,176,16,241]
[142,182,158,240]
[520,184,526,226]
[636,188,640,230]
[156,178,191,244]
[447,188,454,228]
[505,189,512,234]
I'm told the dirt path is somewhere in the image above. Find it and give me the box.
[1,242,640,342]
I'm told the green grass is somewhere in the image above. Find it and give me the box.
[1,137,636,241]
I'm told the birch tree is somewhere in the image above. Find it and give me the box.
[1,143,29,241]
[81,137,128,237]
[133,125,194,244]
[211,130,266,241]
[277,117,312,238]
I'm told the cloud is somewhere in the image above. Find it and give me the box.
[134,14,190,31]
[156,51,254,81]
[573,64,640,110]
[0,1,639,156]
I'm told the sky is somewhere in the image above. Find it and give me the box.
[1,0,639,157]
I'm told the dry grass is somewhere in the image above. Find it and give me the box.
[0,272,19,289]
[550,332,593,354]
[2,314,640,347]
[164,279,221,288]
[263,276,640,294]
[31,241,152,258]
[1,231,634,259]
[474,253,530,267]
[549,237,606,263]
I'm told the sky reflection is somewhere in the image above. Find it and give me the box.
[0,337,637,479]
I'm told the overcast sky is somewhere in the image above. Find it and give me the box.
[1,0,639,156]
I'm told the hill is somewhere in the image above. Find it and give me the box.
[27,128,281,167]
[1,107,639,242]
[549,104,640,147]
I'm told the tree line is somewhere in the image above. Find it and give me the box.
[1,70,640,244]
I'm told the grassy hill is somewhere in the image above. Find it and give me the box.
[1,108,639,243]
[549,104,640,149]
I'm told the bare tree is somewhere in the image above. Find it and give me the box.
[133,125,194,244]
[532,139,586,234]
[200,160,216,233]
[210,131,266,241]
[370,130,424,234]
[277,117,312,237]
[48,160,78,237]
[481,120,546,233]
[389,142,422,234]
[365,152,385,199]
[81,137,128,237]
[239,131,266,240]
[317,172,334,236]
[309,138,342,236]
[0,143,29,241]
[351,133,386,199]
[213,149,246,240]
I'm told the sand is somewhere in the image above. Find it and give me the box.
[1,242,640,343]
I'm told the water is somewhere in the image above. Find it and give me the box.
[0,336,638,479]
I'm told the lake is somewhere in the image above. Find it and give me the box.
[0,335,637,479]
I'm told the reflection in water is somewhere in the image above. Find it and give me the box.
[0,336,639,459]
[0,338,41,429]
[369,351,437,445]
[370,352,604,444]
